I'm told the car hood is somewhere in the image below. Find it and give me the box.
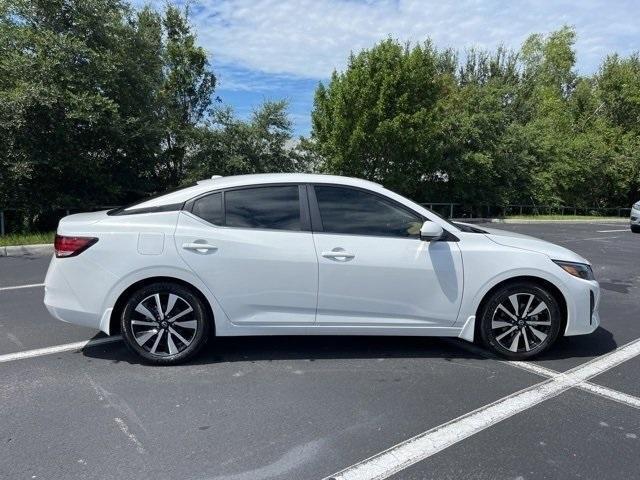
[462,224,589,264]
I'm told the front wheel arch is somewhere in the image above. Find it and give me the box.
[109,276,215,337]
[474,275,567,342]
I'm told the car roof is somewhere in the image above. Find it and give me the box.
[125,173,383,211]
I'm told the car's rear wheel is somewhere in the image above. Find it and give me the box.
[121,282,210,365]
[479,282,561,360]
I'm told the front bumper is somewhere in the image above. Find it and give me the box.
[631,207,640,225]
[563,278,600,336]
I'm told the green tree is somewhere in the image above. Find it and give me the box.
[157,4,216,188]
[0,0,165,226]
[311,39,457,199]
[311,27,640,210]
[187,100,307,181]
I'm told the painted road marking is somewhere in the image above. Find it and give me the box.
[597,229,630,233]
[445,338,640,410]
[0,283,45,292]
[325,338,640,480]
[0,336,122,363]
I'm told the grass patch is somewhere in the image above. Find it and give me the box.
[0,231,55,247]
[504,215,625,221]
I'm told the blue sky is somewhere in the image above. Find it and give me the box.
[133,0,639,136]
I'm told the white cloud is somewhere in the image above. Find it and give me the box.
[154,0,640,82]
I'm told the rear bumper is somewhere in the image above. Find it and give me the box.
[44,255,117,332]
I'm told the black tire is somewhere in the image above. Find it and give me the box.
[631,225,640,233]
[479,282,561,360]
[120,282,210,365]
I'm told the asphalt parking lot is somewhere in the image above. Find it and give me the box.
[1,222,638,480]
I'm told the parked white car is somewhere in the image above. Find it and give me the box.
[44,174,600,364]
[631,201,640,233]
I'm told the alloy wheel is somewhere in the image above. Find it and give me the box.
[129,293,198,357]
[490,292,552,353]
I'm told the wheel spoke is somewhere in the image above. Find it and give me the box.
[527,320,551,326]
[135,329,157,346]
[529,326,547,342]
[508,294,519,316]
[154,293,163,319]
[167,306,193,322]
[167,332,178,355]
[173,320,197,329]
[150,330,164,354]
[131,320,157,327]
[522,294,535,317]
[522,328,531,351]
[496,326,517,342]
[168,326,191,346]
[165,294,178,317]
[492,320,512,329]
[135,303,156,322]
[497,304,518,321]
[509,331,521,352]
[526,301,548,317]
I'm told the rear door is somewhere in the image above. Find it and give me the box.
[309,184,463,328]
[175,184,318,325]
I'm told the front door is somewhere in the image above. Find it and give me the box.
[310,185,463,328]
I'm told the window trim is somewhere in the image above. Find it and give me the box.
[184,183,311,232]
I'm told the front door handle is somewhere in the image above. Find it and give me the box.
[182,242,218,253]
[321,249,355,260]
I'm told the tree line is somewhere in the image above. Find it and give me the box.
[1,0,639,231]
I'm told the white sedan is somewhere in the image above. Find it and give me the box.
[44,174,600,364]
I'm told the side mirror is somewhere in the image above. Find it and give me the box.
[420,221,444,242]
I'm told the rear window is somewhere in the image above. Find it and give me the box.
[225,186,300,230]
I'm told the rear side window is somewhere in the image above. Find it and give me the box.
[314,185,422,237]
[192,192,223,225]
[225,186,301,230]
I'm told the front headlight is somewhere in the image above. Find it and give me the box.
[553,260,595,280]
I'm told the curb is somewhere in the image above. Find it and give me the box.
[0,243,53,257]
[453,218,629,225]
[490,218,629,224]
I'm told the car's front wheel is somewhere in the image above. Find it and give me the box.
[479,282,561,360]
[631,225,640,233]
[120,282,210,365]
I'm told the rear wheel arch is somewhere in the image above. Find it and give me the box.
[109,276,215,336]
[474,275,567,341]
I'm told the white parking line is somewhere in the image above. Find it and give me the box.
[445,338,640,410]
[579,382,640,409]
[325,338,640,480]
[0,336,122,363]
[0,283,45,292]
[597,229,629,233]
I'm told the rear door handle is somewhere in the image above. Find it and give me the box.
[182,242,218,253]
[321,250,355,260]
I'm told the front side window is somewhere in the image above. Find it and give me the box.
[314,185,422,237]
[225,186,301,230]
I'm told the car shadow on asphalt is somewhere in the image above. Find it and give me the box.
[80,327,617,366]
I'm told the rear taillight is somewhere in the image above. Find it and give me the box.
[54,235,98,258]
